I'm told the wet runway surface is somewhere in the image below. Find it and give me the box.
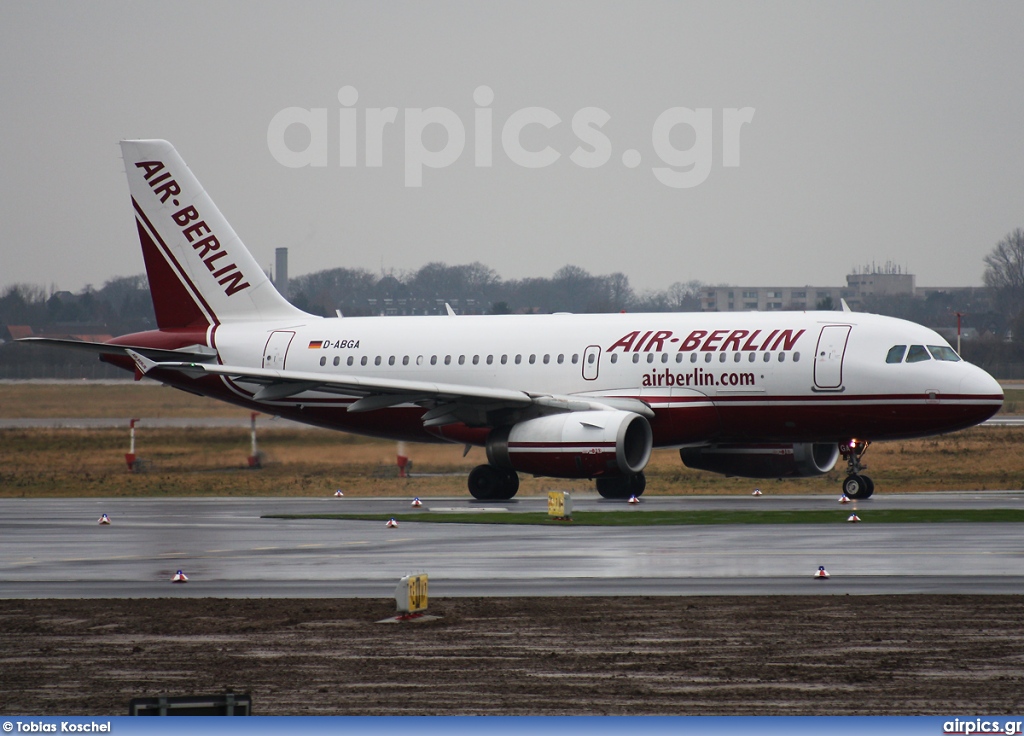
[3,492,1024,598]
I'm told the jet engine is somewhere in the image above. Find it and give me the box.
[679,442,839,478]
[486,410,653,478]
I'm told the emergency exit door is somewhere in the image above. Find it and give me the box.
[582,345,601,381]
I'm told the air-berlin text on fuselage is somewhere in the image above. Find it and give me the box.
[134,160,251,297]
[607,328,805,353]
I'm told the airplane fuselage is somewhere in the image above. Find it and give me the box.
[109,308,1002,448]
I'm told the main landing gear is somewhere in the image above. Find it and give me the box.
[468,464,520,500]
[596,472,646,500]
[839,439,874,500]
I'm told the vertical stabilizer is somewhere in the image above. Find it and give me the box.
[120,139,306,328]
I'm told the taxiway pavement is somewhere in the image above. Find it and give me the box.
[2,493,1023,598]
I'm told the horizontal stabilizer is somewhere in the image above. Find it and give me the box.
[17,337,218,363]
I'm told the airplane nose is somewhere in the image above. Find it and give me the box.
[959,365,1003,401]
[953,366,1003,427]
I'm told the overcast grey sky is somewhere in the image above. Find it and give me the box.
[1,1,1022,295]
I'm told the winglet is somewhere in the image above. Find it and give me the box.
[125,349,157,375]
[445,303,457,316]
[841,298,853,313]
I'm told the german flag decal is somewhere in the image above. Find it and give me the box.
[308,340,324,349]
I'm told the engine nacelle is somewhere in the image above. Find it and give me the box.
[487,410,653,479]
[679,442,840,478]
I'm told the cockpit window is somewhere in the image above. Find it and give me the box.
[927,345,961,362]
[906,345,931,363]
[886,345,906,364]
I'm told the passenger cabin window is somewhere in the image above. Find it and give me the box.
[610,354,618,364]
[906,345,930,363]
[886,345,907,364]
[928,345,960,362]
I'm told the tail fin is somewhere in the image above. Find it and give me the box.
[120,139,306,329]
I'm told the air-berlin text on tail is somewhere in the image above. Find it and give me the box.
[608,328,806,353]
[135,161,251,297]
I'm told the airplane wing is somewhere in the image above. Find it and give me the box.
[126,350,654,427]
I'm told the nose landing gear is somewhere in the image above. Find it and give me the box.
[839,439,874,499]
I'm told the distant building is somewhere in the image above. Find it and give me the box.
[701,265,920,312]
[701,285,856,312]
[274,248,289,300]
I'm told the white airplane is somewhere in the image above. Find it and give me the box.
[23,139,1004,500]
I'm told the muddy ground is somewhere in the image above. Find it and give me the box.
[2,596,1023,715]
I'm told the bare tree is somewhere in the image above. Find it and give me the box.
[983,228,1024,325]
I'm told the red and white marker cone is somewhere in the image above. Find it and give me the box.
[813,566,830,579]
[411,497,422,508]
[839,494,851,504]
[752,489,762,497]
[386,518,399,528]
[171,570,188,583]
[334,489,345,497]
[847,513,861,523]
[98,514,111,525]
[627,494,640,504]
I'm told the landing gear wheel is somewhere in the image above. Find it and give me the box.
[843,474,871,500]
[492,469,520,500]
[862,475,874,498]
[596,472,646,500]
[468,465,520,500]
[468,465,501,500]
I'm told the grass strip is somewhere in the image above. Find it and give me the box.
[264,509,1024,526]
